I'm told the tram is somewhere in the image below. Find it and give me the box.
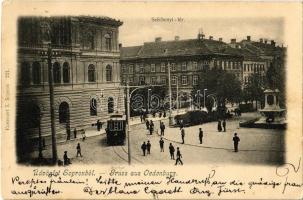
[106,114,126,145]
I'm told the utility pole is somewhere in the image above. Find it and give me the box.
[176,78,179,113]
[47,43,58,163]
[126,83,131,165]
[167,62,174,126]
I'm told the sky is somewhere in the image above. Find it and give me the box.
[119,17,284,47]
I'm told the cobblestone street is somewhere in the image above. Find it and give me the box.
[31,112,285,166]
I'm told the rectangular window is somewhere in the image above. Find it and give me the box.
[140,65,144,73]
[129,76,134,83]
[151,77,157,85]
[193,62,198,70]
[171,76,177,85]
[181,75,188,85]
[122,75,126,83]
[171,63,176,71]
[181,62,187,71]
[139,76,145,85]
[193,75,198,85]
[151,64,156,72]
[160,76,166,84]
[161,63,166,72]
[129,65,134,74]
[121,64,127,73]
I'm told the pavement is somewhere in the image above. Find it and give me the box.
[30,112,285,166]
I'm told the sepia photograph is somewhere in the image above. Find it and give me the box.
[16,16,286,166]
[2,2,302,200]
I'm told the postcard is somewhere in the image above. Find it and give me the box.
[1,1,302,199]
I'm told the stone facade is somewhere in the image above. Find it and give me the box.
[120,35,243,96]
[17,16,124,157]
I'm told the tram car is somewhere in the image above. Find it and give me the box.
[106,114,126,145]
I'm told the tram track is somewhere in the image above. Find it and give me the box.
[112,145,143,164]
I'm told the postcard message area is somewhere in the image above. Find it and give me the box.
[6,164,303,199]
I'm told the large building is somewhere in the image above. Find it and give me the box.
[120,34,243,97]
[17,16,124,160]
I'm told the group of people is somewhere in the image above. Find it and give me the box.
[217,119,227,132]
[60,142,83,166]
[141,140,152,156]
[146,120,155,135]
[141,138,183,165]
[140,110,167,123]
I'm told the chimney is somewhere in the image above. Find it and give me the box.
[271,40,276,46]
[175,36,180,41]
[209,36,213,40]
[155,37,162,42]
[119,43,122,49]
[247,36,251,41]
[264,39,268,44]
[219,38,223,42]
[259,38,263,43]
[231,38,236,43]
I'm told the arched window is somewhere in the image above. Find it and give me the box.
[20,62,30,85]
[88,64,96,82]
[59,102,69,124]
[63,62,70,83]
[90,98,97,116]
[53,62,61,83]
[28,104,41,128]
[108,97,114,113]
[105,33,112,51]
[106,65,112,82]
[32,62,41,84]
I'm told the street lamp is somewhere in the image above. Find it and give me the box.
[203,88,208,110]
[196,90,201,109]
[147,89,152,113]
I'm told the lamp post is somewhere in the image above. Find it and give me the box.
[37,111,43,160]
[147,88,151,113]
[203,88,208,109]
[176,77,179,113]
[126,83,131,165]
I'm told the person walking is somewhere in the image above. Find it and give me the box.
[222,119,226,132]
[73,128,77,139]
[63,151,71,165]
[159,137,164,152]
[175,147,183,165]
[140,113,143,123]
[181,128,185,144]
[160,122,165,136]
[146,140,151,155]
[169,143,175,160]
[97,120,102,131]
[146,120,150,130]
[76,143,82,157]
[149,120,154,135]
[233,133,240,152]
[217,120,222,132]
[141,142,147,156]
[199,128,203,144]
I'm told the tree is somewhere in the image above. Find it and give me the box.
[243,73,264,109]
[193,68,242,111]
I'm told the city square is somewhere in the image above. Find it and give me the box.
[30,111,284,165]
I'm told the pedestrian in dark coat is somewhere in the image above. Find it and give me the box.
[141,142,147,156]
[181,128,185,144]
[97,120,102,131]
[233,133,240,152]
[159,138,164,152]
[73,128,77,138]
[146,120,150,130]
[175,147,183,165]
[146,140,151,154]
[217,120,222,132]
[169,143,175,159]
[199,128,203,144]
[63,151,71,165]
[149,120,154,135]
[160,122,165,136]
[76,143,82,157]
[222,120,226,132]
